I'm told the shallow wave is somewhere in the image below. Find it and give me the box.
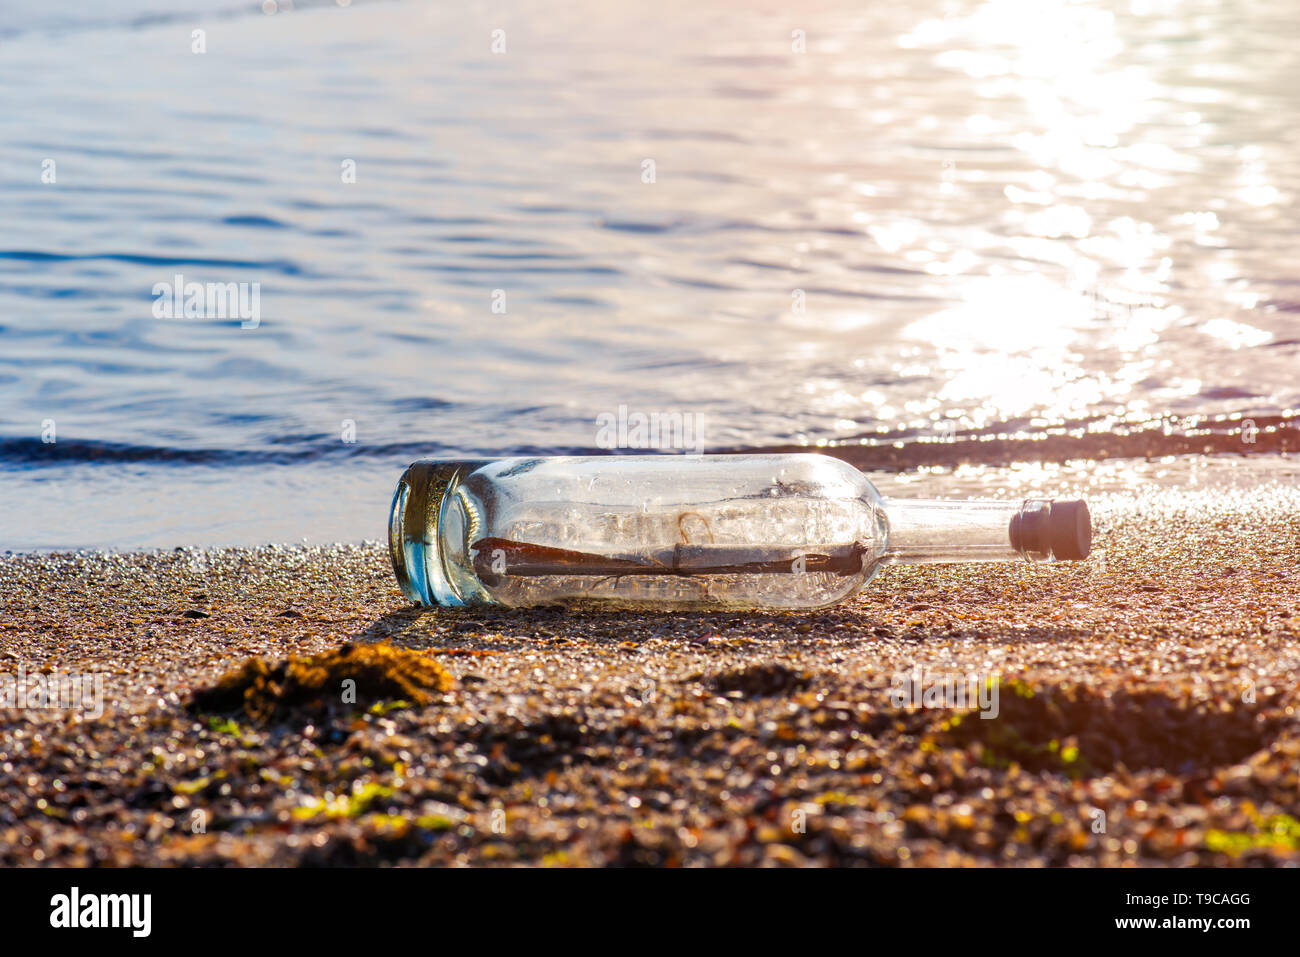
[0,436,597,468]
[4,413,1296,473]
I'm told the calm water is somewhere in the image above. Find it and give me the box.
[1,0,1297,548]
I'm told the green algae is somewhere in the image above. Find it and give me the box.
[1206,813,1300,855]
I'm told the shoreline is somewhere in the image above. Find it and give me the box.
[3,465,1299,865]
[4,442,1300,554]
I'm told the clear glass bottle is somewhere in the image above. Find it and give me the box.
[388,454,1091,610]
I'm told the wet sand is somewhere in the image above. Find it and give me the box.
[3,459,1299,866]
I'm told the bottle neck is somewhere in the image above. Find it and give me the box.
[880,498,1057,565]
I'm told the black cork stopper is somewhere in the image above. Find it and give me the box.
[1009,499,1092,561]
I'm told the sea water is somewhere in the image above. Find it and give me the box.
[1,0,1296,548]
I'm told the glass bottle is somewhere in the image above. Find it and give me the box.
[389,454,1090,610]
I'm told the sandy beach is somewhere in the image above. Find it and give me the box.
[3,456,1298,866]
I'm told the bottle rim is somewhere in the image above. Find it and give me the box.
[388,460,489,606]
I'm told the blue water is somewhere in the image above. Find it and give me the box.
[1,0,1297,548]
